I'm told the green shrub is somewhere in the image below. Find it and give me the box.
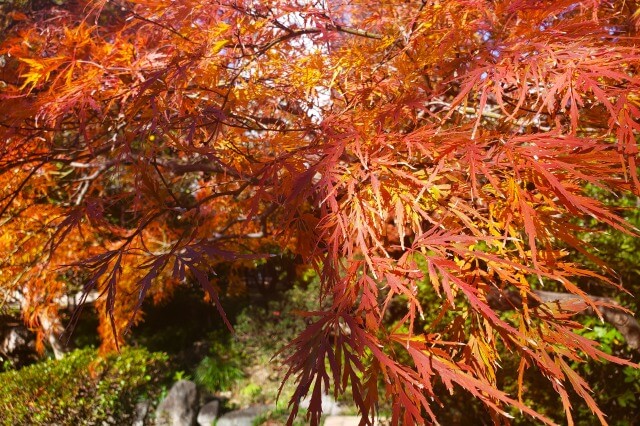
[194,333,245,393]
[0,347,169,425]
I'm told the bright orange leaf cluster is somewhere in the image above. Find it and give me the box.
[1,0,639,424]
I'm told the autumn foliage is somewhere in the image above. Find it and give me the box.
[1,0,639,424]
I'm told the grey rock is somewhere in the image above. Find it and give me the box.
[215,404,271,426]
[0,322,37,368]
[197,400,220,426]
[133,400,150,426]
[155,380,198,426]
[2,326,29,353]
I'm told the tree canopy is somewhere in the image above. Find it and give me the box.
[0,0,639,424]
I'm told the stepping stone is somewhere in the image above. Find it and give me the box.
[323,416,389,426]
[216,404,271,426]
[324,417,362,426]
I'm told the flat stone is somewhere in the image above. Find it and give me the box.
[324,416,389,426]
[323,417,362,426]
[215,404,271,426]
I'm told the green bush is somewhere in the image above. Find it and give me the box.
[194,331,245,393]
[0,347,169,425]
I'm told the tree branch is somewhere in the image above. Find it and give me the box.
[487,288,640,352]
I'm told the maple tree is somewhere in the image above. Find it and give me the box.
[1,0,639,424]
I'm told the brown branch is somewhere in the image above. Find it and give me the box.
[487,288,640,352]
[130,12,196,44]
[0,163,44,219]
[329,24,383,40]
[535,290,640,352]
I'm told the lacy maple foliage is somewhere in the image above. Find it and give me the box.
[1,0,639,424]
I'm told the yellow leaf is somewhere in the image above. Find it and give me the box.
[211,39,229,55]
[18,57,63,91]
